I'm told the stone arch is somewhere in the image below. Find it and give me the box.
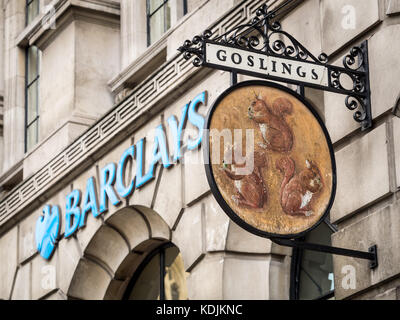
[67,205,171,300]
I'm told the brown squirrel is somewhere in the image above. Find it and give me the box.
[248,95,294,153]
[276,156,323,217]
[221,147,268,209]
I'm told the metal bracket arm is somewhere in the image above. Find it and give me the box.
[271,238,378,269]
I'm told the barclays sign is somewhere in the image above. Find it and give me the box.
[35,91,207,260]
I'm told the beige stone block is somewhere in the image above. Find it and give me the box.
[96,137,133,219]
[373,288,398,300]
[325,92,360,143]
[74,19,120,119]
[11,263,31,300]
[23,122,90,179]
[31,254,58,300]
[68,258,112,300]
[332,202,400,299]
[176,71,230,206]
[321,0,380,55]
[0,6,3,94]
[46,185,72,237]
[129,115,162,208]
[305,87,325,121]
[0,138,4,177]
[40,22,76,141]
[84,225,130,274]
[386,0,400,15]
[136,205,170,241]
[130,165,161,208]
[186,253,224,300]
[393,117,400,188]
[104,279,129,300]
[183,145,209,206]
[223,255,270,300]
[203,194,230,252]
[324,54,360,142]
[331,124,390,222]
[226,220,272,254]
[322,27,400,142]
[44,290,68,300]
[152,165,183,229]
[0,227,18,299]
[167,0,235,60]
[2,103,25,173]
[105,207,149,251]
[120,0,147,68]
[172,201,204,270]
[369,26,400,119]
[57,236,82,295]
[18,210,40,264]
[281,0,322,58]
[73,166,104,252]
[115,252,147,280]
[268,255,291,300]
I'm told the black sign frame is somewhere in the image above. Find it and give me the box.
[203,80,337,240]
[178,1,377,268]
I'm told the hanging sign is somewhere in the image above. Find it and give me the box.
[204,80,336,239]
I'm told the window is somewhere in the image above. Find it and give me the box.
[25,46,41,152]
[123,243,188,300]
[26,0,40,25]
[290,220,336,300]
[147,0,188,46]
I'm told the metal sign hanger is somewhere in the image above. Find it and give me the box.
[178,1,377,268]
[179,2,372,130]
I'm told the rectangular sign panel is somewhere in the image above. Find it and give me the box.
[205,42,329,87]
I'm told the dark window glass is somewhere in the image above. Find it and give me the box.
[125,244,188,300]
[128,253,161,300]
[25,46,41,152]
[291,221,335,300]
[147,0,188,46]
[26,0,40,25]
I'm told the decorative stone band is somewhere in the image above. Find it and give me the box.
[0,0,267,232]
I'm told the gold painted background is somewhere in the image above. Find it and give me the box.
[209,84,334,236]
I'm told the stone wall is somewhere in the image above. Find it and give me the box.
[1,0,400,300]
[320,0,400,300]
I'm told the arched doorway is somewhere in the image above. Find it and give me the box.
[66,205,187,300]
[122,242,187,300]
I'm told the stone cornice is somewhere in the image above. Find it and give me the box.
[16,0,120,48]
[108,0,212,99]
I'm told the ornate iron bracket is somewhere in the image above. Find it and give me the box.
[178,3,372,130]
[271,238,378,269]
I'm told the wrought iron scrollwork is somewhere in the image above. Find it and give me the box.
[179,3,328,65]
[327,42,371,128]
[178,30,212,67]
[178,1,372,130]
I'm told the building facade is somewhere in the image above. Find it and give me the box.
[0,0,399,300]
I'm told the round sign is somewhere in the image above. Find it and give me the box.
[204,80,336,239]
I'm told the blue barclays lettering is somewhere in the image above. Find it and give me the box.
[35,91,208,259]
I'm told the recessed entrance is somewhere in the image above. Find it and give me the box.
[123,243,187,300]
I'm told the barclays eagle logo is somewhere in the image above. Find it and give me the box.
[35,205,61,260]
